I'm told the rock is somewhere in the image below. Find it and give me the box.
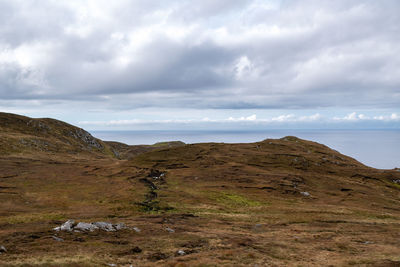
[132,227,141,233]
[0,246,6,253]
[67,128,104,150]
[93,222,115,232]
[107,264,117,267]
[114,223,127,231]
[300,191,310,197]
[59,220,75,231]
[53,220,129,233]
[74,222,99,232]
[177,250,186,256]
[166,227,175,233]
[393,179,400,184]
[52,236,64,242]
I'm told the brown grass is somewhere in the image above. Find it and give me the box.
[0,113,399,266]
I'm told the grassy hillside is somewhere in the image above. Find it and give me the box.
[0,113,399,266]
[0,112,115,158]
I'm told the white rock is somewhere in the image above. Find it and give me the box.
[60,220,75,231]
[177,250,186,256]
[93,222,115,232]
[166,227,175,233]
[74,222,99,232]
[113,223,127,231]
[300,191,310,197]
[132,227,141,233]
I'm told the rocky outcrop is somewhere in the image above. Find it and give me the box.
[65,128,104,150]
[53,220,128,232]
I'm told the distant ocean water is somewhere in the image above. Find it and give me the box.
[91,129,400,170]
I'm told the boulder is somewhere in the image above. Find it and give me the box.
[0,246,6,253]
[59,219,75,231]
[74,222,99,232]
[114,223,127,231]
[53,220,129,232]
[93,222,115,232]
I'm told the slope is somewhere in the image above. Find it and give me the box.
[0,114,399,266]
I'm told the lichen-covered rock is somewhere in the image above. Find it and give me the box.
[55,219,75,231]
[53,220,129,232]
[114,223,127,231]
[93,222,116,232]
[75,222,99,232]
[66,128,104,150]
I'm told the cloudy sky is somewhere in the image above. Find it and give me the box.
[0,0,399,130]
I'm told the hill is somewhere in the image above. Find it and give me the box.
[0,112,113,158]
[0,113,399,266]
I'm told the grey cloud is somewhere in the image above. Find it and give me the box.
[0,0,399,110]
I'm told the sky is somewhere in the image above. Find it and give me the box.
[0,0,399,130]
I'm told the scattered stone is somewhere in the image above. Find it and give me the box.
[393,179,400,184]
[0,246,7,253]
[75,222,99,232]
[93,222,116,232]
[60,219,75,231]
[300,191,310,197]
[52,236,64,242]
[177,250,186,256]
[132,227,141,233]
[166,227,175,233]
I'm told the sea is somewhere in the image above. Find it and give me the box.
[91,129,400,170]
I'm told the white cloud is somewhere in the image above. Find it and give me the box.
[271,114,295,122]
[80,113,369,126]
[335,112,400,122]
[227,114,257,121]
